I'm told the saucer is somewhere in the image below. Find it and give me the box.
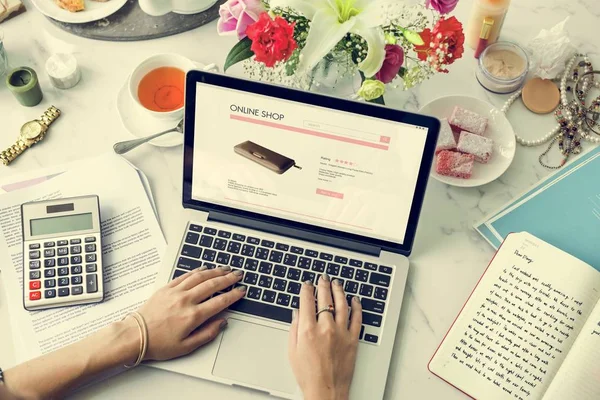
[116,62,217,148]
[117,81,184,147]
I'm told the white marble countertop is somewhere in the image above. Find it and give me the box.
[0,0,597,398]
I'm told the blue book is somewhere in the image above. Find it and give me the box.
[475,147,600,270]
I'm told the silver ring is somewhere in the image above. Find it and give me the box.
[316,305,335,318]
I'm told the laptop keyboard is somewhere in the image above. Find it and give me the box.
[170,223,392,345]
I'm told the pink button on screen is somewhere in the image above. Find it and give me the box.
[316,189,344,199]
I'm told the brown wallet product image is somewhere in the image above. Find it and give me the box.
[234,141,302,175]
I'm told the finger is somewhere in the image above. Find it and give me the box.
[189,269,244,302]
[182,318,228,354]
[288,309,298,357]
[179,265,232,291]
[167,266,206,288]
[299,281,316,328]
[316,274,335,324]
[331,278,348,327]
[197,285,246,317]
[349,296,362,338]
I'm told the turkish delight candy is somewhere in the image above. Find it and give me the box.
[457,131,493,163]
[435,150,475,179]
[449,106,488,136]
[435,118,457,154]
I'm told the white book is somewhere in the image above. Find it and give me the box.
[429,232,600,400]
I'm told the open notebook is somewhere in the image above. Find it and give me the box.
[429,232,600,400]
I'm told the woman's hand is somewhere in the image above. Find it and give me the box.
[137,265,246,361]
[288,274,362,400]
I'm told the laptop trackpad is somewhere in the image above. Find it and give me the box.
[212,318,297,395]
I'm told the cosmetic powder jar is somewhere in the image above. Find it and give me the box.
[476,41,529,94]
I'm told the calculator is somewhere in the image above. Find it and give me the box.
[21,195,104,311]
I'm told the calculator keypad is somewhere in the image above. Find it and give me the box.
[25,234,102,308]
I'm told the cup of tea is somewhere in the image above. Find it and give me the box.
[129,54,195,120]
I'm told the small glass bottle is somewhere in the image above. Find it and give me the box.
[474,17,494,59]
[466,0,512,50]
[0,30,9,77]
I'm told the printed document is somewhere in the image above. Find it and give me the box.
[0,154,165,364]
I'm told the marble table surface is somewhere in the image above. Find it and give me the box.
[0,0,597,399]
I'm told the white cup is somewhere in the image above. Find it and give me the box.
[129,54,217,121]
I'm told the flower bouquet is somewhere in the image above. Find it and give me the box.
[218,0,465,104]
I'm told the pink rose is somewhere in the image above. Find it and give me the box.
[375,45,404,84]
[425,0,459,14]
[217,0,264,40]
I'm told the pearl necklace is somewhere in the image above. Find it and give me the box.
[502,54,600,145]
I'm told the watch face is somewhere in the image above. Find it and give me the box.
[21,121,44,140]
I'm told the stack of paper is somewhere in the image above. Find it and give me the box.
[475,146,600,266]
[0,153,166,364]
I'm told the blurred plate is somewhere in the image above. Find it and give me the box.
[31,0,128,24]
[420,95,516,188]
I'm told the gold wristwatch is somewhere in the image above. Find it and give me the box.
[0,106,61,166]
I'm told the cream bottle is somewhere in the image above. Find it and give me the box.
[466,0,512,49]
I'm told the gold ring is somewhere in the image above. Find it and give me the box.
[316,304,335,318]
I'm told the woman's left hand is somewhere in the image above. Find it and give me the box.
[137,266,246,361]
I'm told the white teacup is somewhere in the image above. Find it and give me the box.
[128,54,216,121]
[129,54,193,121]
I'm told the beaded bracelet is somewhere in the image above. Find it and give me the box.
[123,312,149,369]
[0,366,4,384]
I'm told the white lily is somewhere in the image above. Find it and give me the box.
[269,0,388,77]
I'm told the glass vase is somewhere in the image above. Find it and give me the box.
[304,52,362,99]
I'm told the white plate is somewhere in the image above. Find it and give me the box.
[31,0,127,24]
[420,95,516,188]
[116,79,184,148]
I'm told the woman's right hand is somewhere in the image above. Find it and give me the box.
[288,275,362,400]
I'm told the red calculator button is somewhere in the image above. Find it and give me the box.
[30,291,41,301]
[30,281,41,290]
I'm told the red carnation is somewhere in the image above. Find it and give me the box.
[246,13,297,68]
[415,16,464,73]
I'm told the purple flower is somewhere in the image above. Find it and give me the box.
[425,0,459,14]
[217,0,264,40]
[375,45,405,84]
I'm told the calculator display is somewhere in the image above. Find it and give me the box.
[30,213,94,236]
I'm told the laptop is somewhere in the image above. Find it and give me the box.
[151,71,440,399]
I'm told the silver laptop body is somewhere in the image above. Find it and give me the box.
[150,71,440,399]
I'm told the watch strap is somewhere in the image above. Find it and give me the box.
[40,106,61,128]
[0,139,28,166]
[1,106,61,166]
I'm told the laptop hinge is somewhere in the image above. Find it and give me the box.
[208,211,381,257]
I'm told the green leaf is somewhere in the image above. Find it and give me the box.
[285,49,301,76]
[224,37,254,72]
[368,96,386,105]
[402,29,424,46]
[398,67,407,78]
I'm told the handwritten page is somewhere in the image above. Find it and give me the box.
[0,154,166,364]
[429,232,600,400]
[542,298,600,400]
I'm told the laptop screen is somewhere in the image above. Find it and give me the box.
[190,81,430,246]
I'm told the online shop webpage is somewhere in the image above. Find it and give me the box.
[192,83,428,244]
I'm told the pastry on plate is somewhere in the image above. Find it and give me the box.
[54,0,84,12]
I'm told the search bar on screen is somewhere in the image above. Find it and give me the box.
[303,121,391,144]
